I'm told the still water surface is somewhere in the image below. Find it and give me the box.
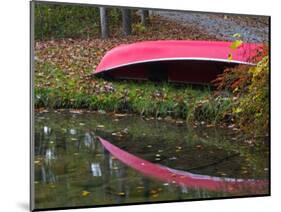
[34,110,269,209]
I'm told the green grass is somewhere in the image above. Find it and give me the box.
[34,62,235,124]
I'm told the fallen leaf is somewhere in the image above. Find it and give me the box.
[82,190,90,197]
[117,192,125,196]
[230,40,243,49]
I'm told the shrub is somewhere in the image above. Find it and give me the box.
[214,55,269,138]
[234,56,269,137]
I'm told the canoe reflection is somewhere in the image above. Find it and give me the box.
[98,137,268,194]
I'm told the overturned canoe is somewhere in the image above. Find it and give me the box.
[94,40,262,84]
[98,137,267,194]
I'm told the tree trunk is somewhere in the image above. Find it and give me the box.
[121,9,132,36]
[140,10,149,26]
[99,7,109,39]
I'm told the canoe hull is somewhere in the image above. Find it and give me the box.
[98,59,238,84]
[94,40,262,84]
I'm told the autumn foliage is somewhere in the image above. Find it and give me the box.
[214,53,269,138]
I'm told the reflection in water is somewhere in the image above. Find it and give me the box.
[84,133,93,148]
[34,111,269,209]
[99,137,268,194]
[45,148,56,162]
[69,128,76,135]
[91,163,102,177]
[43,126,51,135]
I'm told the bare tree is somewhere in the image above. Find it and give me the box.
[121,8,132,36]
[140,10,149,26]
[99,7,109,39]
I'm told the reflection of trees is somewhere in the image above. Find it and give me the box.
[142,177,150,201]
[40,164,57,184]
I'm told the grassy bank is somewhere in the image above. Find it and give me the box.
[35,61,234,123]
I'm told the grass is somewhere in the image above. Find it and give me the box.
[34,61,235,124]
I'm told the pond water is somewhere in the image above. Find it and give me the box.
[34,110,269,209]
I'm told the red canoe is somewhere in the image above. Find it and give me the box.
[98,137,268,194]
[94,40,262,84]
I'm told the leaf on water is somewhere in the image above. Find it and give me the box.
[196,144,203,149]
[114,113,127,117]
[71,138,78,141]
[220,172,227,176]
[176,120,184,124]
[97,125,104,128]
[150,190,158,194]
[82,190,90,197]
[147,145,152,148]
[50,184,56,188]
[79,123,85,126]
[230,40,243,49]
[155,158,161,161]
[117,192,125,196]
[155,154,161,157]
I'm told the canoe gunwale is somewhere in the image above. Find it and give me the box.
[95,57,255,74]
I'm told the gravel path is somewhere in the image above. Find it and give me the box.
[151,10,269,43]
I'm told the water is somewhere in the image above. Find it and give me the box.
[34,110,269,209]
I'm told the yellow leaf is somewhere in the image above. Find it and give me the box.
[230,40,243,49]
[228,53,233,60]
[82,191,90,197]
[152,194,159,198]
[136,186,144,189]
[150,190,158,194]
[232,33,241,38]
[50,184,56,188]
[234,108,242,113]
